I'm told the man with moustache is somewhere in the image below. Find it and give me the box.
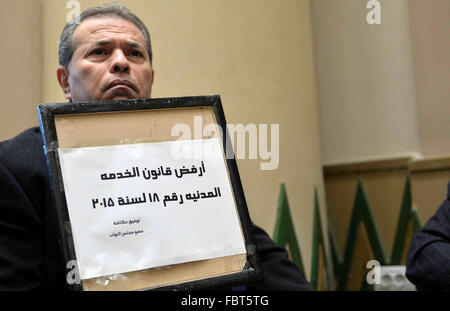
[0,3,312,291]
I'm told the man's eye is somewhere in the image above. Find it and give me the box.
[91,49,107,56]
[130,50,143,57]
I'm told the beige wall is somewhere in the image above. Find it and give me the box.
[311,0,449,165]
[311,0,422,166]
[40,0,330,279]
[410,0,450,158]
[0,0,41,140]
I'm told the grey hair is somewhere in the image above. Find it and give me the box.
[58,2,153,68]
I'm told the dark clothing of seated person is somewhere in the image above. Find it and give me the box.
[406,181,450,291]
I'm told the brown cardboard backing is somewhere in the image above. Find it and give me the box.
[54,106,247,291]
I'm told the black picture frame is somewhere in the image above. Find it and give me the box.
[37,95,263,291]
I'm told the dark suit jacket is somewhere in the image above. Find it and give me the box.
[0,127,313,291]
[405,181,450,291]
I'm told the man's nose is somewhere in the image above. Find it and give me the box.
[110,49,130,73]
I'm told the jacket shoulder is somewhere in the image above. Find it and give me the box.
[0,127,44,170]
[0,127,48,198]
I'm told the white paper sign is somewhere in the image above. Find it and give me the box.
[58,138,246,280]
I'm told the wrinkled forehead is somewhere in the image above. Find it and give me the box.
[72,16,146,50]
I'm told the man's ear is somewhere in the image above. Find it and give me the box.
[57,66,72,101]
